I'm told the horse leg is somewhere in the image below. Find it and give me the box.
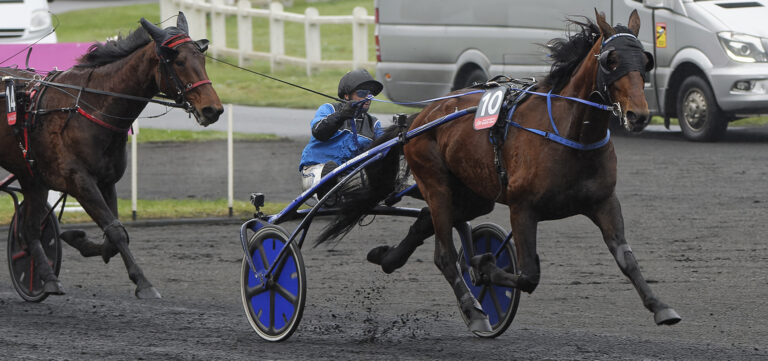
[73,180,160,299]
[20,184,65,294]
[59,184,120,260]
[588,195,681,325]
[431,204,492,332]
[469,210,541,293]
[367,207,433,273]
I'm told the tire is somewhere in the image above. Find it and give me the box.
[676,75,728,142]
[457,223,521,338]
[454,68,487,90]
[7,202,62,303]
[241,225,306,342]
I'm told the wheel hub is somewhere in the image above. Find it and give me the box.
[683,89,708,130]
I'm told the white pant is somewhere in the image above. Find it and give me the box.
[299,163,367,201]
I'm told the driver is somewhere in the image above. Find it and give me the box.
[299,69,384,200]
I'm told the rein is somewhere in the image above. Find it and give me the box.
[1,32,213,133]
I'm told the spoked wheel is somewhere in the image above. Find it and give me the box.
[240,225,306,342]
[458,223,521,338]
[6,202,62,302]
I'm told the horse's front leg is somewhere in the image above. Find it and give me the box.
[588,194,681,325]
[70,179,160,299]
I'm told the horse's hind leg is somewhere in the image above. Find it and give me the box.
[72,180,160,299]
[588,195,681,326]
[367,207,433,273]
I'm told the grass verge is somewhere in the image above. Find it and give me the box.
[54,1,416,115]
[0,194,289,225]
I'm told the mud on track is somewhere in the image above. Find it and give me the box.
[1,128,767,360]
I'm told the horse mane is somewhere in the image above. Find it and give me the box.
[541,18,601,92]
[75,27,152,68]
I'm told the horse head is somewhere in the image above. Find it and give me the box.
[140,12,223,126]
[594,10,654,132]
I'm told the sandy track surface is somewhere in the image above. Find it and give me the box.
[2,127,767,360]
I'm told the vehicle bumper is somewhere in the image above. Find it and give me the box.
[710,64,768,114]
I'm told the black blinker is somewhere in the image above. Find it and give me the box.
[644,51,655,72]
[195,39,210,53]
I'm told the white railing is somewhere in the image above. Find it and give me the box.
[160,0,374,75]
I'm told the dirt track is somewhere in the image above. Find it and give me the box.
[1,127,767,360]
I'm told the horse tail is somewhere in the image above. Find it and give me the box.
[314,112,419,246]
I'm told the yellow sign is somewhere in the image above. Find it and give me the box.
[656,23,667,48]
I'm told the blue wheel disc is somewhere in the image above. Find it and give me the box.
[241,225,305,341]
[459,223,520,337]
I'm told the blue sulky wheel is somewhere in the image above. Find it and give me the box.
[240,225,306,342]
[458,223,521,338]
[6,203,62,303]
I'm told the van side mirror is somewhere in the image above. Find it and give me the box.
[643,0,686,15]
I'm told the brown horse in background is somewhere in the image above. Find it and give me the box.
[318,10,680,332]
[0,13,222,298]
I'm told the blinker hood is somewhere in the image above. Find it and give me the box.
[597,33,654,88]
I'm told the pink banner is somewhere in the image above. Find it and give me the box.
[0,43,91,73]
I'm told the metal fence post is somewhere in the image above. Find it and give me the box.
[131,119,139,220]
[269,2,285,72]
[351,6,368,70]
[237,0,253,66]
[304,7,321,77]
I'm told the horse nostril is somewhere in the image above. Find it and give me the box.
[626,111,638,123]
[202,106,223,120]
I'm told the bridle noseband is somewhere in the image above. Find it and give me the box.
[156,33,212,116]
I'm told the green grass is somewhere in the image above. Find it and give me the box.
[135,128,283,143]
[0,194,289,225]
[54,1,414,115]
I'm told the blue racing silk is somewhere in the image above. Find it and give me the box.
[299,103,383,170]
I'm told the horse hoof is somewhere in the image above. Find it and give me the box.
[654,308,681,325]
[135,286,162,299]
[101,242,119,264]
[469,317,492,333]
[43,280,66,295]
[366,246,391,266]
[59,230,86,243]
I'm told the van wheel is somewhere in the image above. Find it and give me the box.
[676,75,728,142]
[455,68,487,90]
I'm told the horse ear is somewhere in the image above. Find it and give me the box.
[594,9,615,38]
[176,12,189,34]
[628,9,641,36]
[140,18,166,42]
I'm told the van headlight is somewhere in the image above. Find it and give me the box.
[30,10,52,32]
[718,32,768,63]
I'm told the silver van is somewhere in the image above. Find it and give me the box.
[375,0,768,141]
[0,0,57,44]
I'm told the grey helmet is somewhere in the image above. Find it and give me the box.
[337,69,383,99]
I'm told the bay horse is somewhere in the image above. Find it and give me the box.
[0,13,222,298]
[317,10,681,332]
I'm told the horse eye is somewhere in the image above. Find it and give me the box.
[175,60,185,67]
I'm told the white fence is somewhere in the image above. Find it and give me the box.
[159,0,375,75]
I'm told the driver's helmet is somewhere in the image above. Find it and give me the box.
[337,69,383,99]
